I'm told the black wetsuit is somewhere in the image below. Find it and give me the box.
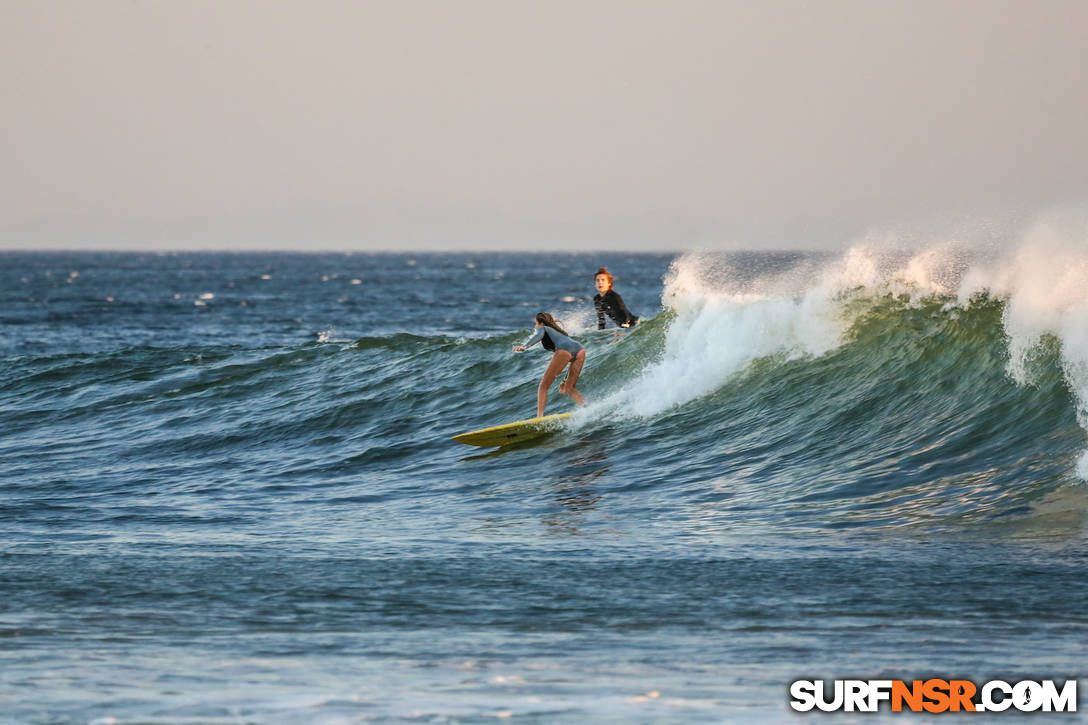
[594,290,638,329]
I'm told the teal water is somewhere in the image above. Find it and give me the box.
[1,250,1086,723]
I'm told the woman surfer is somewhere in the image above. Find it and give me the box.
[512,312,586,417]
[593,267,639,329]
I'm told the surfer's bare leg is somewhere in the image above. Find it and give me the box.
[561,350,586,406]
[558,350,581,394]
[538,351,572,417]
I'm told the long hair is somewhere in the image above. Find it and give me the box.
[535,312,569,337]
[594,267,614,286]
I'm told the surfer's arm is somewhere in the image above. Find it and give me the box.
[513,326,545,352]
[594,295,606,330]
[608,291,639,328]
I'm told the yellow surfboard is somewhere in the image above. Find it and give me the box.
[452,413,572,448]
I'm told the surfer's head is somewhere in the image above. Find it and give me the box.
[535,312,569,337]
[594,267,613,294]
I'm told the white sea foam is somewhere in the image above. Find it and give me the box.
[561,307,599,335]
[588,210,1088,478]
[956,212,1088,478]
[589,251,846,419]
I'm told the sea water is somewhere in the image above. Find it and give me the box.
[2,233,1087,722]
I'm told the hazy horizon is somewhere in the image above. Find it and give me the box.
[3,0,1087,251]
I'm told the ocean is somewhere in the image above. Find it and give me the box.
[2,242,1087,723]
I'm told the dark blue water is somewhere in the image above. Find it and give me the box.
[2,250,1086,723]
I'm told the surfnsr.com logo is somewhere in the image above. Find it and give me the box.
[790,679,1077,713]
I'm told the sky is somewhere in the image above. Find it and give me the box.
[2,0,1087,251]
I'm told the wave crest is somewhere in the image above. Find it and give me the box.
[591,214,1088,479]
